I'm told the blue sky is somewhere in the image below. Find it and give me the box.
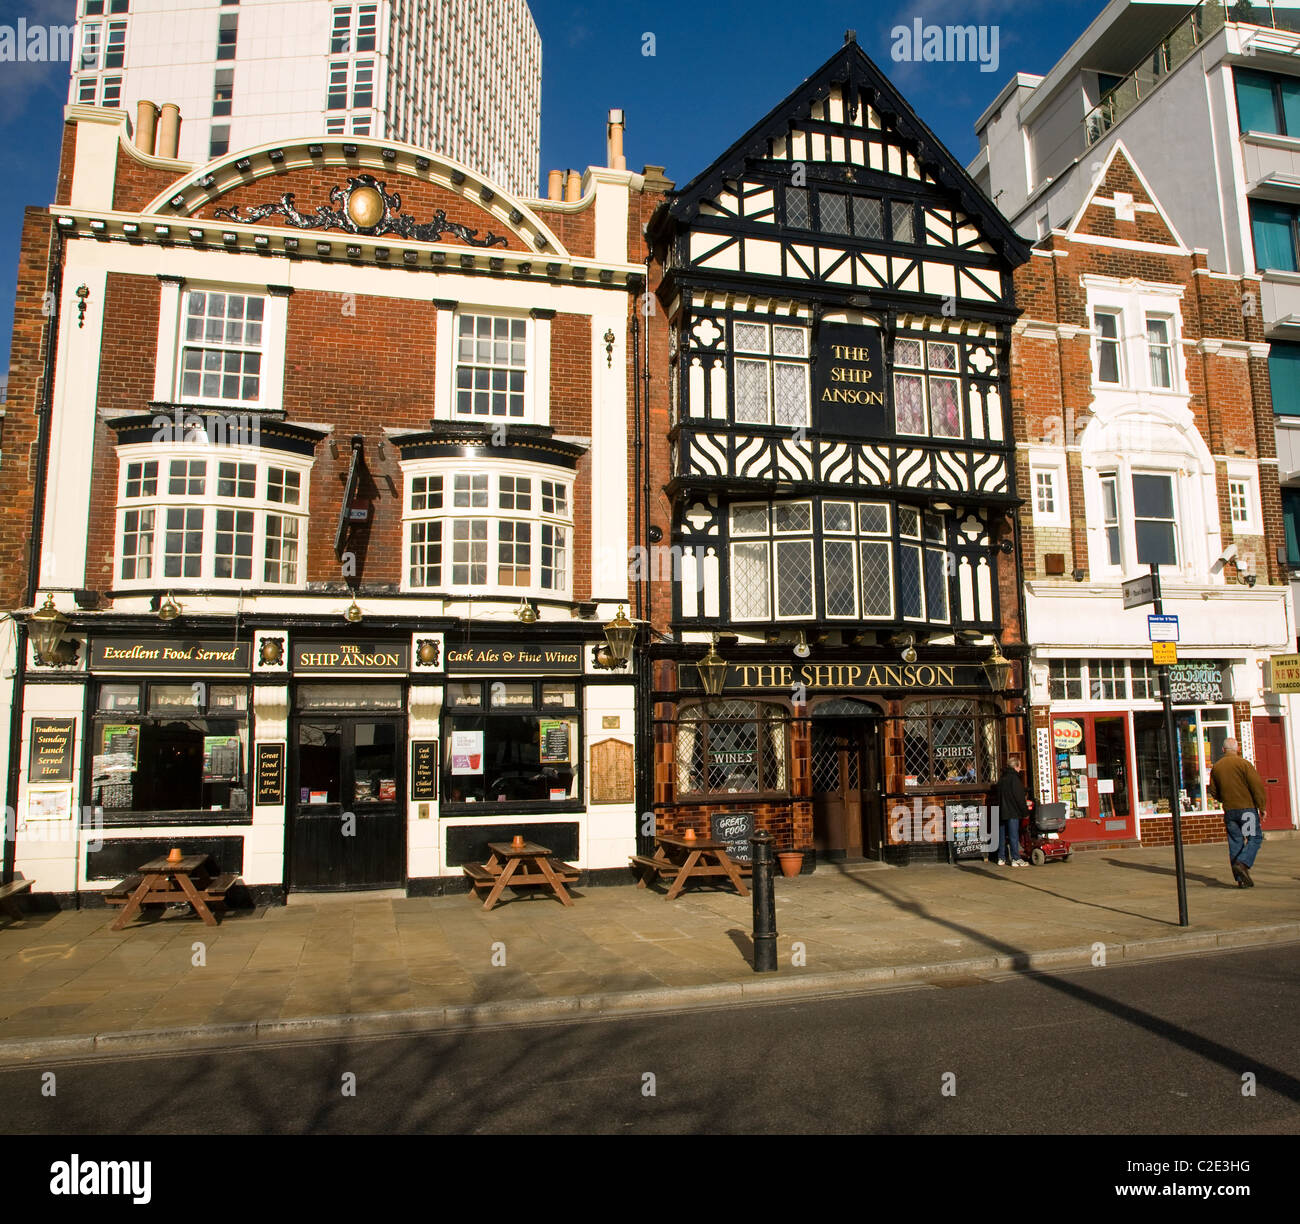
[0,0,1113,380]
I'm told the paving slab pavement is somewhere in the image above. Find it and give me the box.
[0,837,1297,1062]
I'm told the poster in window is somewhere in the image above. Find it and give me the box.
[101,724,139,766]
[450,730,484,774]
[202,735,242,783]
[539,719,571,764]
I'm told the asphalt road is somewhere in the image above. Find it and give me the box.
[5,943,1299,1136]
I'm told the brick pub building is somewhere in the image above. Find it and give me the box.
[641,37,1032,865]
[1,101,669,904]
[1012,141,1297,848]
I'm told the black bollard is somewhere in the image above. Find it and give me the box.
[750,831,777,973]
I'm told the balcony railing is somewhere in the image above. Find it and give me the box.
[1085,1,1232,146]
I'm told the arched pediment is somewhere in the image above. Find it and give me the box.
[1079,403,1213,472]
[139,137,569,258]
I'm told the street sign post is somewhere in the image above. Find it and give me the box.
[1147,614,1179,642]
[1123,574,1156,610]
[1144,564,1189,927]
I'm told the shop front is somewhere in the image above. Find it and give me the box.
[653,651,1024,866]
[1035,656,1269,847]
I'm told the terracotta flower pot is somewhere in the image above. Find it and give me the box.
[511,835,525,849]
[683,828,696,841]
[166,847,183,863]
[777,851,803,878]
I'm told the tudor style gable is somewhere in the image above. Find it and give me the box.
[651,35,1029,637]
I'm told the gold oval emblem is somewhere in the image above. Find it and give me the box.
[347,185,385,229]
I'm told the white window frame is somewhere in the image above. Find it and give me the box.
[113,445,310,591]
[1093,309,1123,386]
[400,459,574,599]
[1225,465,1262,535]
[731,321,811,430]
[154,282,287,412]
[1090,465,1186,576]
[1145,313,1176,390]
[434,309,548,425]
[1085,279,1186,396]
[1029,455,1069,528]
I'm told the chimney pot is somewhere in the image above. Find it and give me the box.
[157,102,181,159]
[606,108,626,171]
[565,170,582,202]
[547,168,563,201]
[135,100,159,156]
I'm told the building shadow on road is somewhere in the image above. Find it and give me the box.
[822,861,1300,1106]
[1099,857,1233,889]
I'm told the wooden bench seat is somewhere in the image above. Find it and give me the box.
[546,859,580,882]
[462,863,497,886]
[201,872,239,899]
[103,875,144,904]
[0,876,33,921]
[630,854,679,876]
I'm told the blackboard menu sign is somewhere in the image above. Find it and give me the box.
[411,741,438,800]
[29,718,75,783]
[710,810,755,863]
[1169,661,1225,705]
[255,743,285,806]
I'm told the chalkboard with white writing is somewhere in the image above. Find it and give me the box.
[710,810,755,862]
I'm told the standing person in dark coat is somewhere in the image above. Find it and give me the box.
[1207,738,1268,888]
[996,753,1030,867]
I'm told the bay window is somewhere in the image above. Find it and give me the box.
[729,498,949,624]
[115,451,308,589]
[405,464,572,598]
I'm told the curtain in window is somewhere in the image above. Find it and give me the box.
[1251,201,1297,271]
[1235,69,1279,134]
[1269,342,1300,417]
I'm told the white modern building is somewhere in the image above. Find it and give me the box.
[69,0,542,197]
[969,0,1300,607]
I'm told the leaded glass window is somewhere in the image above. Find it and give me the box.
[902,698,998,787]
[676,700,789,796]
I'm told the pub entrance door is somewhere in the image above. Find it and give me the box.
[811,701,883,860]
[289,715,405,890]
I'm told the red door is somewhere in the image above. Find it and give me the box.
[1051,713,1135,842]
[1251,716,1294,831]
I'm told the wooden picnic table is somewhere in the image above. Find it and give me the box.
[630,833,750,900]
[104,855,239,930]
[462,841,580,911]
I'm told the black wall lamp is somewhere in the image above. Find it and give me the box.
[27,594,76,665]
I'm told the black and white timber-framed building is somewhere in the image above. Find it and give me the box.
[643,34,1033,864]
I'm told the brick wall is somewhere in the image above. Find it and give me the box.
[0,209,56,608]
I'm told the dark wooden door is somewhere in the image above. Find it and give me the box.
[1252,715,1293,831]
[289,717,405,891]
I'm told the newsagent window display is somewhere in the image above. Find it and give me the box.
[91,681,250,817]
[1134,706,1233,817]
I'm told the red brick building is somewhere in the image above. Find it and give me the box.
[1,103,670,904]
[1011,141,1297,849]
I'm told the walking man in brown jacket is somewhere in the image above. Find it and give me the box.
[1207,739,1267,888]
